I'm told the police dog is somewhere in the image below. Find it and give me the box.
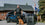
[17,16,24,25]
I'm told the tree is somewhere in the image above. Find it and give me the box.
[39,0,45,21]
[26,3,28,6]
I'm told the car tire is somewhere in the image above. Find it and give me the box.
[7,17,11,23]
[0,19,2,21]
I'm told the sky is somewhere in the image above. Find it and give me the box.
[0,0,39,8]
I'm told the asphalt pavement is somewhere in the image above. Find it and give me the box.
[0,20,45,25]
[0,20,27,25]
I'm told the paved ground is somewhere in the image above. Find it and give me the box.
[35,22,45,25]
[0,20,45,25]
[0,20,27,25]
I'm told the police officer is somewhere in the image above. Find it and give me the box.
[15,5,22,17]
[15,5,22,24]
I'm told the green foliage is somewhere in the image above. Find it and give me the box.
[39,0,45,21]
[39,0,45,15]
[26,3,28,6]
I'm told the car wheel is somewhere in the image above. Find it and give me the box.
[0,19,2,21]
[7,17,11,23]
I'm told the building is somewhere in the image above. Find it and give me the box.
[0,3,34,20]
